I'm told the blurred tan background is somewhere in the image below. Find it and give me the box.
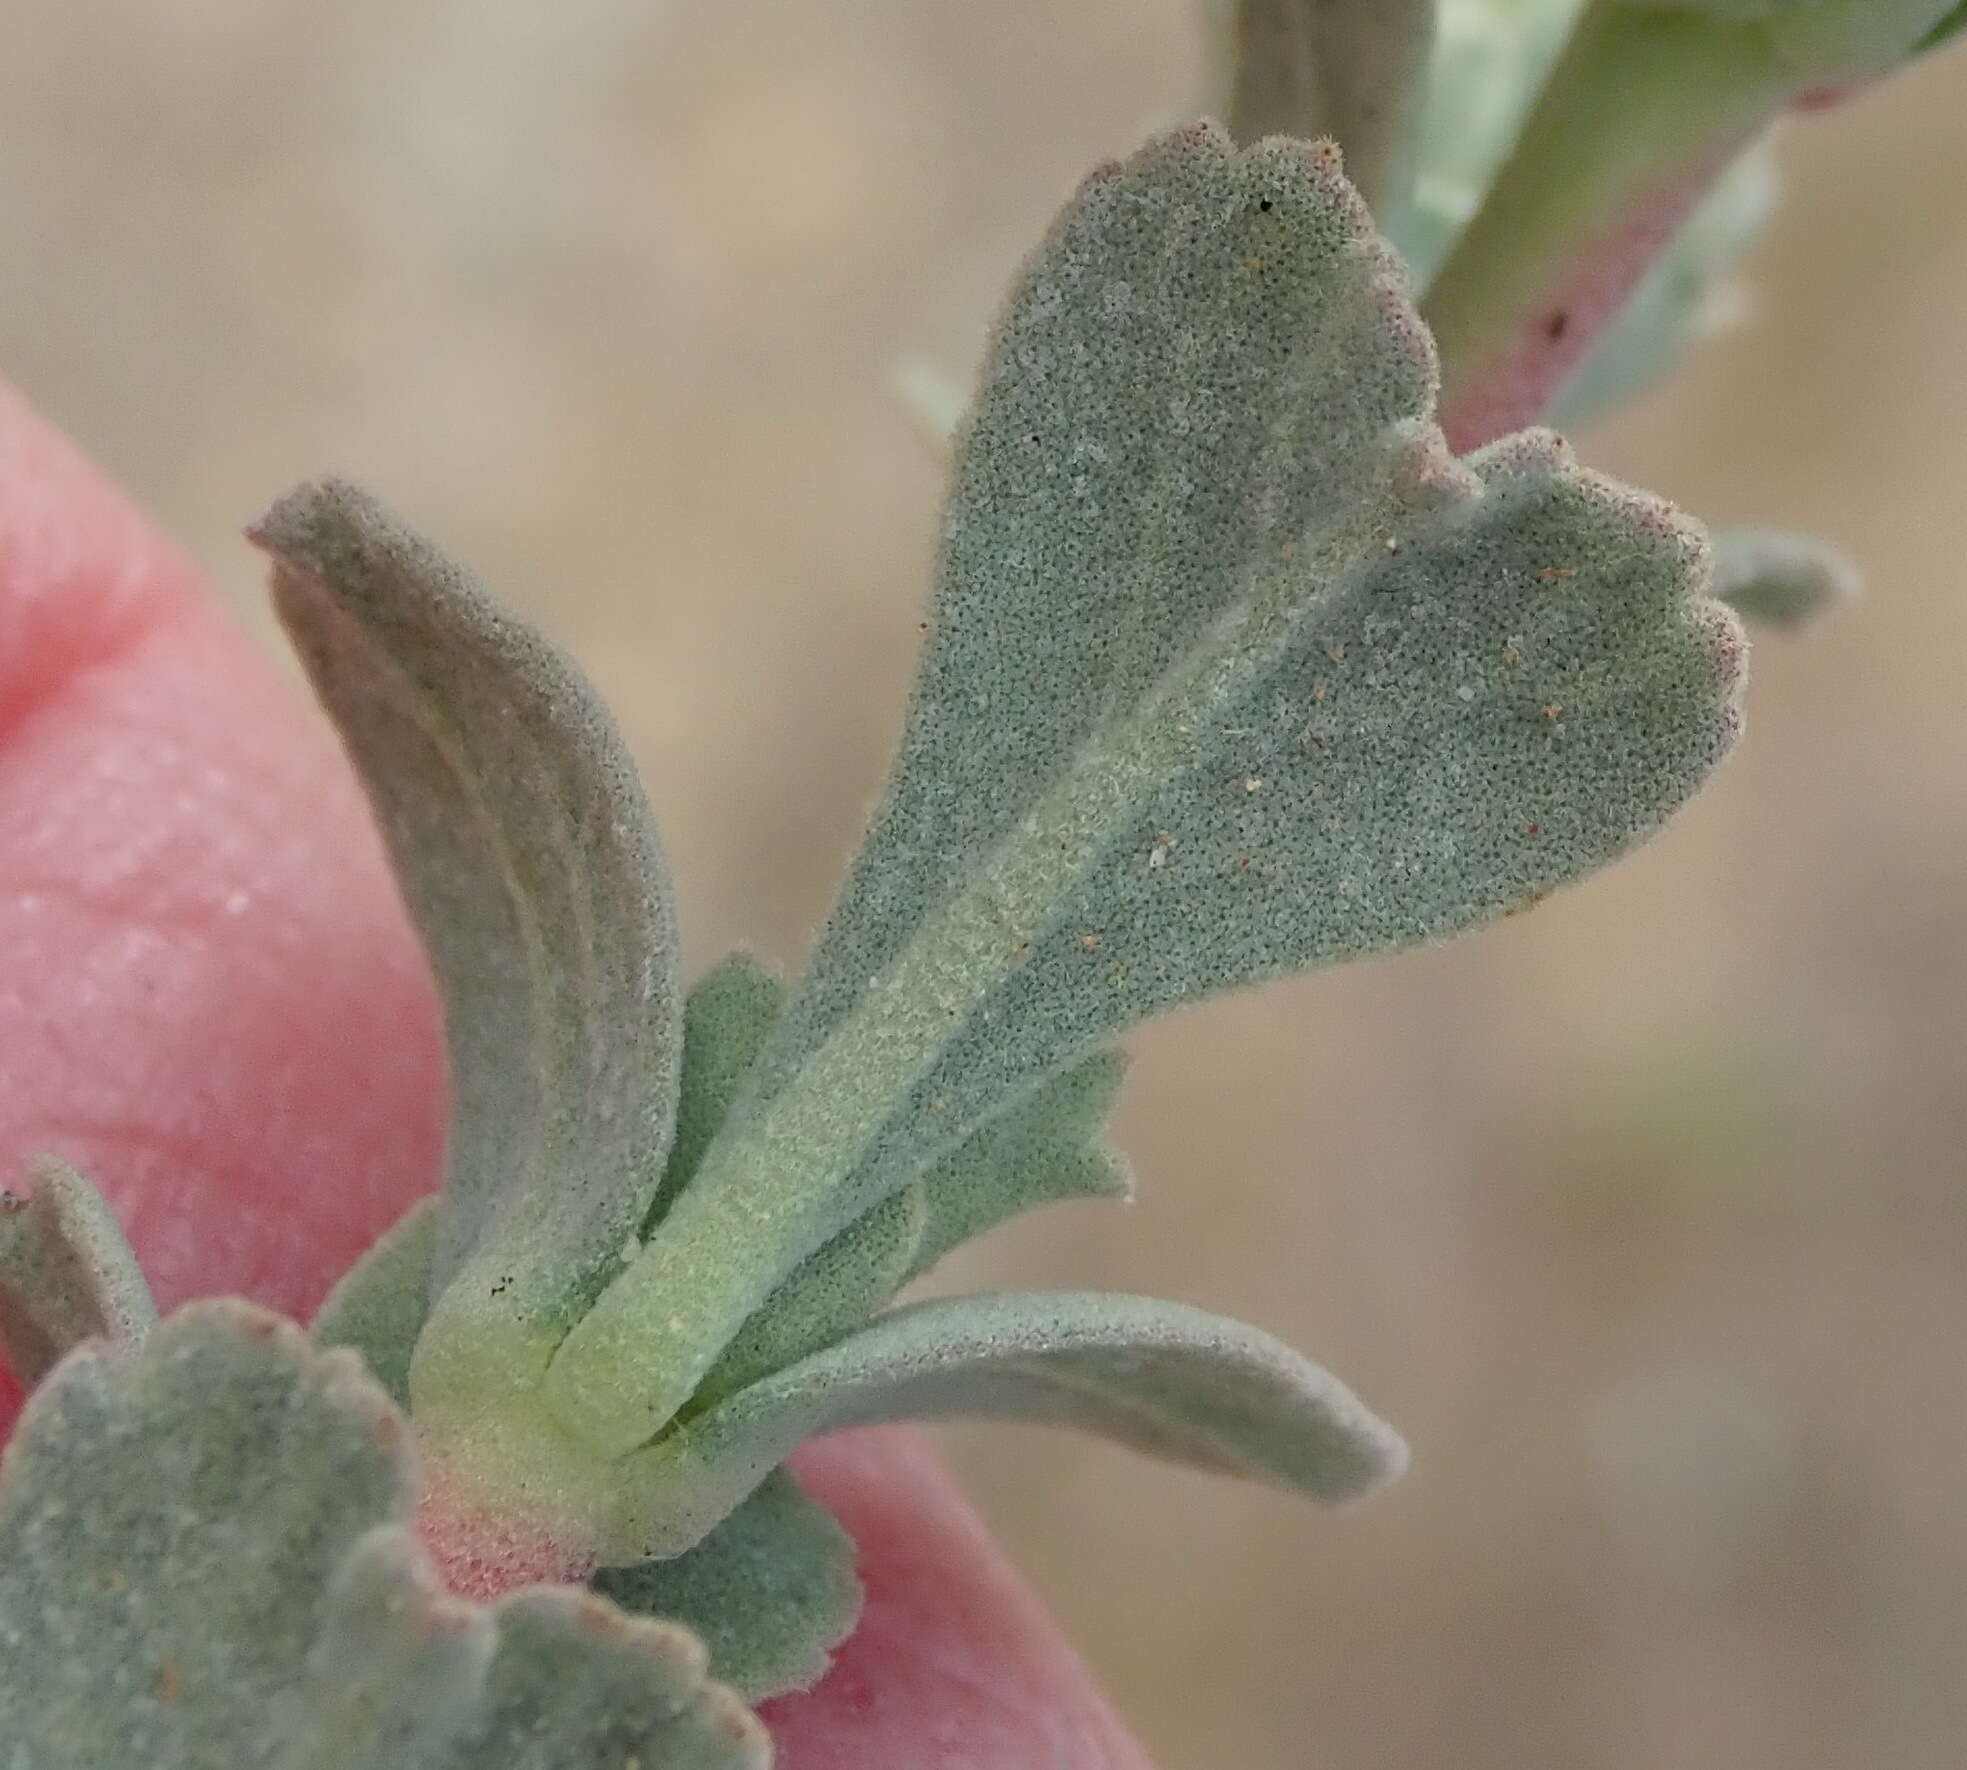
[5,5,1964,1766]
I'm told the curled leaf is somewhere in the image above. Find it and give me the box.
[254,481,685,1401]
[0,1157,155,1385]
[604,1290,1405,1558]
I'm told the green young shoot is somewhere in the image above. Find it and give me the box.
[15,4,1957,1740]
[545,124,1742,1459]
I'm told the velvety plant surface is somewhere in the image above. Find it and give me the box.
[0,378,1154,1769]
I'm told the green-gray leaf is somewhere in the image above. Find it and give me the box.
[0,1300,764,1769]
[773,126,1741,1210]
[697,1184,927,1405]
[292,1532,769,1770]
[651,950,788,1229]
[254,480,684,1380]
[313,1196,442,1406]
[594,1469,861,1701]
[906,1048,1133,1282]
[604,1290,1405,1558]
[0,1301,414,1766]
[666,954,1128,1400]
[1710,526,1859,630]
[548,124,1744,1452]
[0,1157,155,1386]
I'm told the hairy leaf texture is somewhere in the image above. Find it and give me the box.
[255,482,686,1403]
[551,123,1744,1452]
[602,1290,1407,1559]
[0,1158,155,1385]
[0,1301,765,1769]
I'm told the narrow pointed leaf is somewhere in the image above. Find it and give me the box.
[552,126,1744,1452]
[650,950,786,1228]
[0,1157,155,1385]
[312,1196,442,1406]
[605,1291,1405,1557]
[1212,0,1437,213]
[1710,526,1858,630]
[906,1049,1133,1281]
[594,1468,861,1701]
[253,480,684,1379]
[0,1300,765,1769]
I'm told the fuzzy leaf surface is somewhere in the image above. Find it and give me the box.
[905,1049,1133,1282]
[594,1469,861,1701]
[313,1196,441,1406]
[0,1301,413,1766]
[1710,527,1858,630]
[766,128,1741,1200]
[557,125,1745,1452]
[0,1158,155,1385]
[254,480,684,1371]
[0,1300,764,1769]
[697,1185,927,1404]
[291,1533,769,1770]
[607,1291,1406,1557]
[651,951,787,1227]
[663,953,1128,1403]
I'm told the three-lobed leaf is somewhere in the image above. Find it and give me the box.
[550,123,1745,1452]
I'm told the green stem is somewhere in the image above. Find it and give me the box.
[1423,2,1790,450]
[1218,0,1436,221]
